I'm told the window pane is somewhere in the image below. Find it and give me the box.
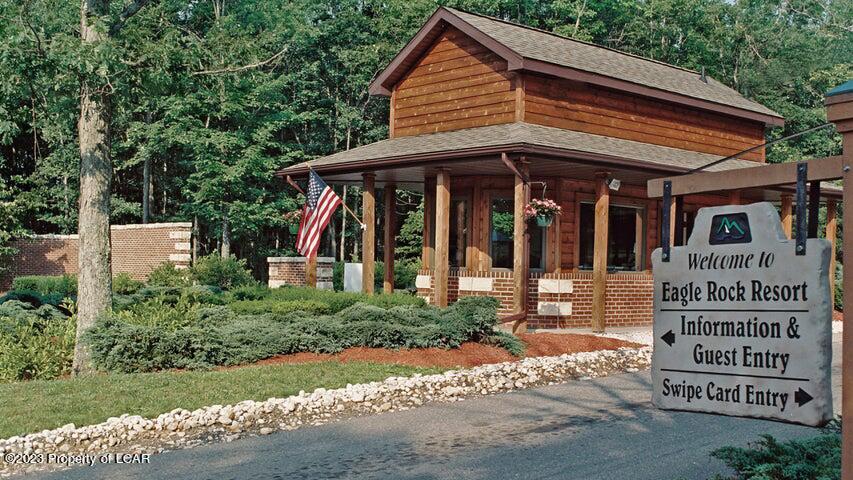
[608,206,637,270]
[579,203,595,269]
[490,197,546,270]
[449,199,467,267]
[578,203,643,271]
[490,198,514,268]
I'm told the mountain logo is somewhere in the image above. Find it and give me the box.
[709,212,751,245]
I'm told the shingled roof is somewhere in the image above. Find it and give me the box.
[369,7,783,126]
[279,122,760,176]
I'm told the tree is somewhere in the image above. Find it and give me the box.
[74,0,154,374]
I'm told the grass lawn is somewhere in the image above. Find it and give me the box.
[0,362,444,439]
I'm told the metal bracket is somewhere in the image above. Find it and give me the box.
[661,180,671,262]
[795,162,807,255]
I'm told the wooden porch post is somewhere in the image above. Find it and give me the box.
[827,199,837,307]
[781,194,793,239]
[383,185,397,294]
[826,82,852,480]
[512,161,530,333]
[361,173,376,294]
[434,169,451,307]
[422,178,435,269]
[593,173,610,332]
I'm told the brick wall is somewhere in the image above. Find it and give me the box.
[416,269,653,329]
[0,223,192,291]
[268,257,334,290]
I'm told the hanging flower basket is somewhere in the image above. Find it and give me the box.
[524,198,562,227]
[535,215,553,227]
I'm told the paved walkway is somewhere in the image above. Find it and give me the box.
[31,334,842,480]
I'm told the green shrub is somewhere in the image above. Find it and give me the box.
[85,294,516,374]
[112,273,144,295]
[268,286,424,313]
[0,300,66,326]
[11,275,77,298]
[228,299,330,316]
[0,290,67,310]
[147,262,190,287]
[0,315,75,382]
[224,283,270,302]
[111,296,201,330]
[709,422,841,480]
[190,255,254,290]
[84,317,225,373]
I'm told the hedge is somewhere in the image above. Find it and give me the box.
[11,275,77,298]
[85,296,523,373]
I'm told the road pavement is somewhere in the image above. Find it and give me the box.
[33,335,842,480]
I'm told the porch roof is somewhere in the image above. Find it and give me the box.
[278,122,754,177]
[276,122,841,199]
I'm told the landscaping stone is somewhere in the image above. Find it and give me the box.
[0,347,650,477]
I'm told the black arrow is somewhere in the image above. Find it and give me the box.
[794,388,813,407]
[661,330,675,347]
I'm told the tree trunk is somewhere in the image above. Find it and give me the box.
[192,215,199,264]
[221,212,231,258]
[142,159,151,224]
[74,0,113,375]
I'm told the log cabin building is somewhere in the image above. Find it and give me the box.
[277,7,840,332]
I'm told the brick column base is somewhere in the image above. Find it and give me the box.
[268,257,334,290]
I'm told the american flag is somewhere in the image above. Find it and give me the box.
[296,170,342,258]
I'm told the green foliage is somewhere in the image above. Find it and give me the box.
[269,286,425,313]
[0,314,76,382]
[146,263,190,287]
[0,290,68,310]
[228,299,330,316]
[223,283,271,302]
[112,273,144,295]
[11,275,77,298]
[0,301,66,326]
[85,294,513,373]
[710,422,841,480]
[190,255,254,290]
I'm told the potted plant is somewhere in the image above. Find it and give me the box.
[283,210,302,234]
[524,198,562,227]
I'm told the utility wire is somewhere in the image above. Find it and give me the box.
[686,123,834,174]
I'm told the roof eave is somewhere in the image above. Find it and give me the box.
[368,7,524,96]
[520,58,785,127]
[276,142,711,180]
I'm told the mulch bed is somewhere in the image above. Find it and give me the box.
[238,333,642,370]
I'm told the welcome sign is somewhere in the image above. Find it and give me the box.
[651,202,833,426]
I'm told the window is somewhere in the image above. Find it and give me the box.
[425,197,469,268]
[489,197,545,270]
[578,202,645,271]
[449,198,468,267]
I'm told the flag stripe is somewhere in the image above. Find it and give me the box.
[296,170,342,259]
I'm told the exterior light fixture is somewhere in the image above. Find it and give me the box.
[606,177,621,191]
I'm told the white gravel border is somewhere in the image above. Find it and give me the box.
[0,347,651,477]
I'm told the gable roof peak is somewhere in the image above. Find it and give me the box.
[442,6,701,77]
[369,6,783,126]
